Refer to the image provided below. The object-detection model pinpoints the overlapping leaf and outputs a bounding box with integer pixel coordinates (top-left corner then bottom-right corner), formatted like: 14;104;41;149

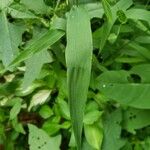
96;64;150;109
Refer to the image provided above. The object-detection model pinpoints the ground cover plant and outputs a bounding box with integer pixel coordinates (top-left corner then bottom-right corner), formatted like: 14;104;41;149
0;0;150;149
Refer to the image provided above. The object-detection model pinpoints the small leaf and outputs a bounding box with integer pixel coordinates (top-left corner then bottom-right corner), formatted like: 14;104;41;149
12;118;25;134
39;105;53;119
116;10;127;24
83;110;102;125
84;124;103;150
57;98;70;120
28;90;51;111
10;98;22;120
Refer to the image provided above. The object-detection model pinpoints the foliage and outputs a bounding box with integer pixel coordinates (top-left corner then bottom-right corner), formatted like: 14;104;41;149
0;0;150;150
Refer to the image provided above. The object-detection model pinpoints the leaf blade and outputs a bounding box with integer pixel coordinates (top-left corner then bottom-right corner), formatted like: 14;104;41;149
66;6;93;149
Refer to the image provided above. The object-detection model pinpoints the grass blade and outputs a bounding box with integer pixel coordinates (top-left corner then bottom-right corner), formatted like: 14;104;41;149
66;6;93;149
9;29;64;67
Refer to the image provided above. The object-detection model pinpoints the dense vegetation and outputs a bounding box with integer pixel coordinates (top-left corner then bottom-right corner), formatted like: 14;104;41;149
0;0;150;149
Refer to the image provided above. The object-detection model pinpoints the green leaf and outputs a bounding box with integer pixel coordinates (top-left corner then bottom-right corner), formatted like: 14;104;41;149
57;98;70;120
66;6;93;149
82;138;95;150
51;17;66;31
21;0;50;14
83;2;104;19
28;124;61;150
99;0;133;50
28;89;51;111
97;65;150;108
39;105;53;119
102;109;125;150
10;98;22;120
84;124;103;150
8;4;37;19
12;118;25;134
126;9;150;23
10;29;64;68
22;50;53;89
123;108;150;134
102;0;112;22
128;42;150;61
83;110;102;125
0;0;12;10
0;11;24;67
116;10;127;24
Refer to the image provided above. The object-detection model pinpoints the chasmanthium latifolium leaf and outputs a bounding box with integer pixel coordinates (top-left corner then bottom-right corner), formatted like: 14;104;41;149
66;6;93;149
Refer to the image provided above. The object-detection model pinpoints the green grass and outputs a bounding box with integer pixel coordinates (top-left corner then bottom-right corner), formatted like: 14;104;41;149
0;0;150;149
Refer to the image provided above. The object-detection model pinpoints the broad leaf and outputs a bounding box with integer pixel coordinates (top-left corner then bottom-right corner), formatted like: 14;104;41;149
28;124;61;150
0;11;24;67
22;50;53;89
102;109;125;150
97;64;150;108
66;6;93;149
123;108;150;134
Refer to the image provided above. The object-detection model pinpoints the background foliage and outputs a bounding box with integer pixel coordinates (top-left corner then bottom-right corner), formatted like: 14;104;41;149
0;0;150;149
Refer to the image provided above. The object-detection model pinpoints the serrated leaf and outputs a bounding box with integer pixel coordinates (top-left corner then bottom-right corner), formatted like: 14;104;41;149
28;90;51;111
28;124;61;150
66;6;93;149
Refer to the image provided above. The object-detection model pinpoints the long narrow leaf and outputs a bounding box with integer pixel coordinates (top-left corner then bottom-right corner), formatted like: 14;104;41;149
10;29;64;67
66;6;93;149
